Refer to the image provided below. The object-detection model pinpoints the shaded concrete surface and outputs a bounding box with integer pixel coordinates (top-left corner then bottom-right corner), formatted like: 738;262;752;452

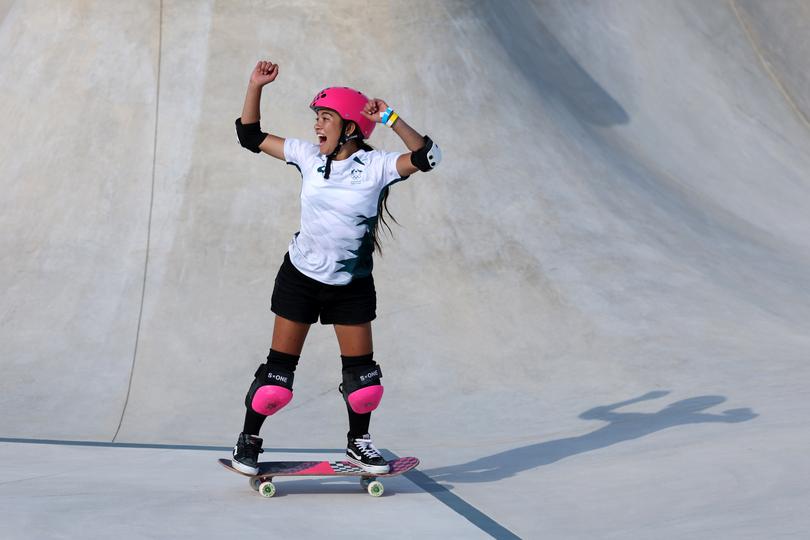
2;1;810;538
0;443;487;540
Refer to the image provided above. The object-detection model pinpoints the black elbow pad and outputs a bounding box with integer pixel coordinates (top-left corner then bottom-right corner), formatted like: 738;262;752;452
410;135;442;172
235;117;268;153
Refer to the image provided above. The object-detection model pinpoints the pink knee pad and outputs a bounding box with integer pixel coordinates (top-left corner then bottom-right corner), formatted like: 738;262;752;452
251;386;293;416
347;385;384;414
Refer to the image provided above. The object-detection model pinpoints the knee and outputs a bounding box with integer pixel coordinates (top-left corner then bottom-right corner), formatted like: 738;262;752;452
340;353;384;414
245;349;299;416
246;364;294;416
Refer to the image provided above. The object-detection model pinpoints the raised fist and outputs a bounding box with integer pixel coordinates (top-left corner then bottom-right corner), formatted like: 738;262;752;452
361;98;390;123
250;60;279;87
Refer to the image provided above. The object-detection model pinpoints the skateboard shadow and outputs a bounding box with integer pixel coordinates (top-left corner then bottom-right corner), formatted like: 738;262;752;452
424;391;757;485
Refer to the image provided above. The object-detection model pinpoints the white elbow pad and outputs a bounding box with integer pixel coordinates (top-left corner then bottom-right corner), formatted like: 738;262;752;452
411;135;442;172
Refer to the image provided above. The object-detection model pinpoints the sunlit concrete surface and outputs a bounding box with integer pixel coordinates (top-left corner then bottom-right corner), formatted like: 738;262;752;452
2;1;810;538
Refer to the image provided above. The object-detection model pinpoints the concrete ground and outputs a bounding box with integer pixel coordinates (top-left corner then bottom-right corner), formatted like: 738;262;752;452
2;1;809;538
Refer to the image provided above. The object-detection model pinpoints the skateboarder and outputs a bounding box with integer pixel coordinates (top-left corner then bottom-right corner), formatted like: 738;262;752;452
231;60;442;475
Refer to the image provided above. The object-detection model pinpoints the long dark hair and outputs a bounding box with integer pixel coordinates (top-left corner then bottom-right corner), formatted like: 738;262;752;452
351;126;399;254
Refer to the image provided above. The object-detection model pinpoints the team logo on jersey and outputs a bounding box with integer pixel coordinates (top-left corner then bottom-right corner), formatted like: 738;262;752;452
314;157;364;182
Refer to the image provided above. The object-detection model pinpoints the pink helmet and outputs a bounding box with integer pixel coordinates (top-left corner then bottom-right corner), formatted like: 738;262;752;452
310;86;376;139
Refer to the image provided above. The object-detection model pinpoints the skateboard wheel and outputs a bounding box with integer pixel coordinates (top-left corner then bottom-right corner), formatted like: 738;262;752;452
259;481;276;498
366;480;384;497
249;477;261;491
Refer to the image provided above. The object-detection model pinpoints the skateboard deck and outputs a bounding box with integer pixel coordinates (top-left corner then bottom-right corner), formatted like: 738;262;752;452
218;456;419;497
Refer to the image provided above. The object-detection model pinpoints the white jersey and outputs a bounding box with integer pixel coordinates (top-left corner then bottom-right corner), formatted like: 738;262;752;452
284;138;408;285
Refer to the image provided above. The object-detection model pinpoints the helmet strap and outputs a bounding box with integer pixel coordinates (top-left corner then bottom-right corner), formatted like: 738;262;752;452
323;120;360;179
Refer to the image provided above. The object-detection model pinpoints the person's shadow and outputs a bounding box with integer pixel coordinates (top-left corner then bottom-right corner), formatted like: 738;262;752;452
425;391;757;484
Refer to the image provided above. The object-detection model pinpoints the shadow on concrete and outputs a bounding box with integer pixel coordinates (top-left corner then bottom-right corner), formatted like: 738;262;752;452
477;1;629;126
425;391;757;484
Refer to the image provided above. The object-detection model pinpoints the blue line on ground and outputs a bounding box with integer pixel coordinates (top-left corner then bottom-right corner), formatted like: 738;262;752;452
382;450;521;540
0;437;341;453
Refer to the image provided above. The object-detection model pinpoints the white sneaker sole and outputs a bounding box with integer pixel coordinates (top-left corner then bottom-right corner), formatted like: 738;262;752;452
231;458;259;475
347;456;390;474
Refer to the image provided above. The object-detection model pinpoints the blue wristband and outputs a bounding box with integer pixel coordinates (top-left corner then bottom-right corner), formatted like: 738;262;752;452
380;107;393;125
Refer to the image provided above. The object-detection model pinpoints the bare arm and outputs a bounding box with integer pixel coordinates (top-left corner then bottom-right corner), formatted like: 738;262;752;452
391;117;424;177
390;116;425;152
362;99;428;177
239;61;285;160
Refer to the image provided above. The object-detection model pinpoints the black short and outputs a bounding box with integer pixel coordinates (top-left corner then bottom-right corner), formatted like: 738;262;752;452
270;253;377;325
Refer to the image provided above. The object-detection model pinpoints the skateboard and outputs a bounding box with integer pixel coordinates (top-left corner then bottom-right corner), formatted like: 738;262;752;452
218;456;420;498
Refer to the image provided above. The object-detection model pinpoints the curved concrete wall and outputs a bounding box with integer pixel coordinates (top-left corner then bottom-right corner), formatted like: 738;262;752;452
2;3;809;519
0;2;158;439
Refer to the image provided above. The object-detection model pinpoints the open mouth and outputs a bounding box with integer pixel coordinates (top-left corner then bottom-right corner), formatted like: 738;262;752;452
317;134;327;145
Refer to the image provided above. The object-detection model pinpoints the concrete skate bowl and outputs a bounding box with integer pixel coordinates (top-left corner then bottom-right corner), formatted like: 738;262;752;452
2;1;810;538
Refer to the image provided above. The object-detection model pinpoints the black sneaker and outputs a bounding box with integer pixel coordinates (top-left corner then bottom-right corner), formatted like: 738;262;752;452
346;433;390;474
232;432;264;474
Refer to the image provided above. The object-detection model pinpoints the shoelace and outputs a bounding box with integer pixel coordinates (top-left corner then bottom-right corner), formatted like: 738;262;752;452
251;444;264;454
353;437;382;459
244;438;264;455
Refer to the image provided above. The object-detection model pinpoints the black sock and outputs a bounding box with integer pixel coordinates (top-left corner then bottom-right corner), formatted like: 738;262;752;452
346;405;371;439
242;408;266;436
341;353;375;439
242;348;300;436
